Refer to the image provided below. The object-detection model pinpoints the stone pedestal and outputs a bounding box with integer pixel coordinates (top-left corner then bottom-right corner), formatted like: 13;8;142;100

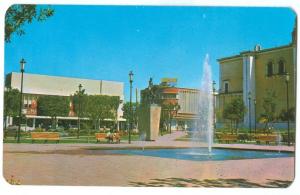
138;104;161;141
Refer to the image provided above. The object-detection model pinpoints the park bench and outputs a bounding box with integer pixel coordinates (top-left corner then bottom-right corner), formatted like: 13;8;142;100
95;133;121;143
31;132;60;143
218;134;238;144
95;133;108;143
254;134;278;145
106;133;121;143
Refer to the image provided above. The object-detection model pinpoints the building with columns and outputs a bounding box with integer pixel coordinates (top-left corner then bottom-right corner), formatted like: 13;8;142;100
216;21;297;129
5;72;125;130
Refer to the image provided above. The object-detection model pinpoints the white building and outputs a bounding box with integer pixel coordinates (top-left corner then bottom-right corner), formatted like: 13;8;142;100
5;72;125;130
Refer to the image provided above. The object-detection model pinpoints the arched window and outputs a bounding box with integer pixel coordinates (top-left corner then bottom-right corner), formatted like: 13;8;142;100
266;62;273;77
278;60;285;75
224;81;229;93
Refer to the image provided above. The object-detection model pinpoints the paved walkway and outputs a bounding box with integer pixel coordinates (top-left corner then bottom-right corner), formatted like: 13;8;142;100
3;131;295;186
155;131;186;142
3;131;294;153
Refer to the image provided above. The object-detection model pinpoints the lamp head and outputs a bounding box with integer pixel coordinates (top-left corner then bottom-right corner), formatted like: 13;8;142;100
285;72;290;82
20;58;26;71
129;71;134;82
212;80;216;91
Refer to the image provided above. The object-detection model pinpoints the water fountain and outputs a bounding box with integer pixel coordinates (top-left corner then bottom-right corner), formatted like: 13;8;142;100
139;132;147;151
276;132;282;153
191;54;214;154
99;54;294;162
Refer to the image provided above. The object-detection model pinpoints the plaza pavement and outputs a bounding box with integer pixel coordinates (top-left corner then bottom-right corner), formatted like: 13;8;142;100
3;131;295;187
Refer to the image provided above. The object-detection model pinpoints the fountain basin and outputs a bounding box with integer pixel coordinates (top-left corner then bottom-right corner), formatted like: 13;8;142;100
107;148;294;161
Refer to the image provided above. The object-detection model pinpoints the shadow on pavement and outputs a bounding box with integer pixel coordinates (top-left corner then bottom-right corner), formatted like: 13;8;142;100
130;178;292;187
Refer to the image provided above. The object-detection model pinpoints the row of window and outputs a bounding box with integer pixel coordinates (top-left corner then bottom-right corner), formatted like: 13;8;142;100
222;60;287;93
266;60;286;77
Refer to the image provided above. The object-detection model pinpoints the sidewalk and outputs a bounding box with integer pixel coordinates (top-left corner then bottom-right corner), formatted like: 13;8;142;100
3;131;295;153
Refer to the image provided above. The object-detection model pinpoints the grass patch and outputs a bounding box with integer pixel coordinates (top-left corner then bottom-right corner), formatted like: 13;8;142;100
3;134;141;144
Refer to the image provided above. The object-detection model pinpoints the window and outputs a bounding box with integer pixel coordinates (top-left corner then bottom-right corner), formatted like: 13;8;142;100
278;60;285;75
224;82;229;93
266;62;273;77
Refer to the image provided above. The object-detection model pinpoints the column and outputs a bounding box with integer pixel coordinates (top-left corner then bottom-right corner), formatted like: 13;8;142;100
243;55;256;128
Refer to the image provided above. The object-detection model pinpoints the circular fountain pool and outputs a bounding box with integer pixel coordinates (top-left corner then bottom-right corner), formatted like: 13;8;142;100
107;148;294;161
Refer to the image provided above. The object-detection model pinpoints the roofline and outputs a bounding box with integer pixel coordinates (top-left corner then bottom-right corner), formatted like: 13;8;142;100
8;72;124;85
218;44;293;62
177;87;200;92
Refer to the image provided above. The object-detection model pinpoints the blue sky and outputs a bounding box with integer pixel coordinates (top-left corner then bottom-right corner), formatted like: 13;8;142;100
4;6;296;101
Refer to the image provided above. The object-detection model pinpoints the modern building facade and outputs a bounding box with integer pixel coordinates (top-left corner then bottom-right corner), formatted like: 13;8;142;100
141;78;201;131
5;72;125;130
164;87;201;130
216;21;297;129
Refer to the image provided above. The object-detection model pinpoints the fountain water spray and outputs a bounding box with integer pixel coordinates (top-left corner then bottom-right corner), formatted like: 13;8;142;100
192;54;214;154
139;132;146;151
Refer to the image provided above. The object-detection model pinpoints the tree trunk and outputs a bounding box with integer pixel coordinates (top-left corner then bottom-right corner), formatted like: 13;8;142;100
55;116;57;129
94;119;97;130
264;121;268;134
51;116;55;130
169;111;171;134
4;115;7;139
235;120;239;135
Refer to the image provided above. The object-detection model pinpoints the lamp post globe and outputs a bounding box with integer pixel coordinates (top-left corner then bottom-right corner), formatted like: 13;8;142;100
20;58;26;72
79;83;82;92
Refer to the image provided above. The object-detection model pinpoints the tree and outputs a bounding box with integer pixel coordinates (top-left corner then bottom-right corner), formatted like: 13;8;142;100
37;95;70;129
223;97;246;133
5;5;54;42
4;87;21;119
161;102;180;134
122;102;138;130
260;90;277;130
3;88;21;137
72;89;88;138
94;95;120;131
279;107;295;122
73;94;120;131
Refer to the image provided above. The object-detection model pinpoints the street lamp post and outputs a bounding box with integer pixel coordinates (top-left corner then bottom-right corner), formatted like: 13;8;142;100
77;84;82;139
212;80;216;129
129;71;134;144
254;99;257;134
17;58;26;143
248;91;252;135
285;73;290;146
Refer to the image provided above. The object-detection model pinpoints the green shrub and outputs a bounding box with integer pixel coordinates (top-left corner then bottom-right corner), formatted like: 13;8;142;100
33;128;45;132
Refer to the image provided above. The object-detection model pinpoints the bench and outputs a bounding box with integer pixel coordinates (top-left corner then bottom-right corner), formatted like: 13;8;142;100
218;134;238;143
31;132;60;143
254;134;278;145
106;133;121;143
95;133;121;143
95;133;108;143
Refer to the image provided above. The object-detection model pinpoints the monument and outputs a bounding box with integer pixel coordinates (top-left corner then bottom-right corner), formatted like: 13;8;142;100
138;78;161;141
